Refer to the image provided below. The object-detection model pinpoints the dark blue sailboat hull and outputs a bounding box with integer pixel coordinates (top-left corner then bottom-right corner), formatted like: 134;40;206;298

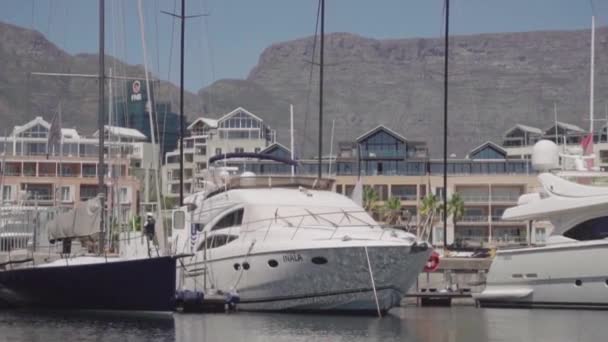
0;256;176;311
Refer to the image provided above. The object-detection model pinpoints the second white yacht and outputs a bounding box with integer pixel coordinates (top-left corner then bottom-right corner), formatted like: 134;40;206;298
475;140;608;309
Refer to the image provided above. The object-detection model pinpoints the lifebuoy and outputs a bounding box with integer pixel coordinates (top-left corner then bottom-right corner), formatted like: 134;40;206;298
423;251;440;272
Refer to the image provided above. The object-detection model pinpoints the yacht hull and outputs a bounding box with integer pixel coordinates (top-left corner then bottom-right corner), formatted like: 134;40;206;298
476;241;608;309
0;256;177;311
182;245;431;314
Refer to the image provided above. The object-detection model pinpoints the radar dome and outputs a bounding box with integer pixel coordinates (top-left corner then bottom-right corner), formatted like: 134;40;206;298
532;140;559;171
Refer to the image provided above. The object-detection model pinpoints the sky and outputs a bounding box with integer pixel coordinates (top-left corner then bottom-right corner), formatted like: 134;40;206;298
0;0;607;92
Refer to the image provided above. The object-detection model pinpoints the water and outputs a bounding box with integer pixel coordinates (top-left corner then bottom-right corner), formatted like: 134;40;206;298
1;307;607;342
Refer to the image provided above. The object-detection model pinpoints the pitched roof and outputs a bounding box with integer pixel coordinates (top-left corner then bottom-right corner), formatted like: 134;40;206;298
11;116;50;137
60;128;80;140
187;117;218;130
93;125;147;140
504;124;543;136
467;141;507;159
260;142;291;154
545;121;586;134
218;107;264;123
355;125;407;143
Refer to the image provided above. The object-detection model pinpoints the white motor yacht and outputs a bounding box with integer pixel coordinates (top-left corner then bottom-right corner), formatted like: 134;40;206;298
170;165;432;315
475;140;608;309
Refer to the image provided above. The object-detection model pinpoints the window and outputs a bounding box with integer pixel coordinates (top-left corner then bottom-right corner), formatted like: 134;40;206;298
197;234;238;250
564;216;608;241
254;147;261;154
173;211;185;230
60;186;71;202
345;185;355;197
535;228;546;244
211;208;244;231
373;185;388;201
2;185;11;201
215;148;222;156
391;185;417;200
435;187;445;199
234;147;245;153
119;188;129;203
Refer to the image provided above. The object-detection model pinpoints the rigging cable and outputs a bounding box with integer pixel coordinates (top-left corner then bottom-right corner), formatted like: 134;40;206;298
136;0;167;254
300;0;322;158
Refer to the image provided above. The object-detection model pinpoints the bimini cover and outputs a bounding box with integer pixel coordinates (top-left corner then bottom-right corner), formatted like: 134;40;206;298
47;197;102;242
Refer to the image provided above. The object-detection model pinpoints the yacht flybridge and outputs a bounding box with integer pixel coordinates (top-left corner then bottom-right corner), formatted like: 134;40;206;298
170;156;432;315
475;140;608;309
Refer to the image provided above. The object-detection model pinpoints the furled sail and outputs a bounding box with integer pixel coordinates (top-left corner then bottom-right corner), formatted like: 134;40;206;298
47;197;102;242
351;178;363;207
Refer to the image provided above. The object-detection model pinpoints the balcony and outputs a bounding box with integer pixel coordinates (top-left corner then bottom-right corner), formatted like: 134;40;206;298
491;237;527;246
491;215;510;222
461;215;488;223
453;235;489;247
3;170;21;176
461;195;490;203
360;150;403;159
491;194;520;202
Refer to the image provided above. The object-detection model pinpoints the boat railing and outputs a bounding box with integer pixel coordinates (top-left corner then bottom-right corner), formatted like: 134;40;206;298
206;176;335;198
188;206;420;246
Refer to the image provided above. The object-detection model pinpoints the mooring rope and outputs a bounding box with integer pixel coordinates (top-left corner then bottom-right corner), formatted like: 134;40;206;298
364;245;382;318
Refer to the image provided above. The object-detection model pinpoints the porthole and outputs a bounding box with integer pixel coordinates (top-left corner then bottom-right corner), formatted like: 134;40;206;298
268;259;278;268
233;263;240;271
575;279;582;287
311;256;328;265
243;262;250;270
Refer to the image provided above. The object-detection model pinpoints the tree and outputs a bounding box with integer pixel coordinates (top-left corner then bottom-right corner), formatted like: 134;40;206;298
363;186;378;213
383;196;402;226
447;193;465;250
419;193;441;240
448;193;465;230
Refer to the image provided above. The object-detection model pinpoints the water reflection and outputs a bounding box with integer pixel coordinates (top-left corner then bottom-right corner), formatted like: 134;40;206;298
0;309;174;342
1;307;608;342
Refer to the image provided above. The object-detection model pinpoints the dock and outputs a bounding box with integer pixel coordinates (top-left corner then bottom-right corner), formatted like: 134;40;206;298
407;257;490;307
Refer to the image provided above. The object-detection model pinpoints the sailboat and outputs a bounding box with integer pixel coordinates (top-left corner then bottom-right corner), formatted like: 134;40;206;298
0;0;177;312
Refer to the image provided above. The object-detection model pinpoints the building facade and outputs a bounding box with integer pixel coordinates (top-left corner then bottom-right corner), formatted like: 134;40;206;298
112;79;181;157
162;107;276;198
0;117;155;224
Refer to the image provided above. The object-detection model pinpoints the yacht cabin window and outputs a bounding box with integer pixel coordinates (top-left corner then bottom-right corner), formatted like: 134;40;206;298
197;234;238;251
563;216;608;241
211;208;244;231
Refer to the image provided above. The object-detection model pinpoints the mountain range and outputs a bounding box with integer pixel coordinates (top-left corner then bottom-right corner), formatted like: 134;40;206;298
1;21;607;157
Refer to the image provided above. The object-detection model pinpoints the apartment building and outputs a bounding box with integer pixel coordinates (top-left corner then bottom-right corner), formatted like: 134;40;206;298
332;126;542;248
162;107;276;198
0;117;155;223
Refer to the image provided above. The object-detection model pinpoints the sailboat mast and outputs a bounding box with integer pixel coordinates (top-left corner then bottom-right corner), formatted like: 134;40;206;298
179;0;186;206
317;0;325;180
98;0;106;253
442;0;449;249
590;15;595;135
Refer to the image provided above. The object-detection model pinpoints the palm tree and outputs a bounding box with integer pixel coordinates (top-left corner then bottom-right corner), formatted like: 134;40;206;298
448;193;465;249
448;193;465;229
363;186;378;214
383;196;402;226
419;193;441;240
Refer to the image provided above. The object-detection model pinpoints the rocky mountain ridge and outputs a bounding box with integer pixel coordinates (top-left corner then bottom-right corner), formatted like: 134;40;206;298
1;20;607;157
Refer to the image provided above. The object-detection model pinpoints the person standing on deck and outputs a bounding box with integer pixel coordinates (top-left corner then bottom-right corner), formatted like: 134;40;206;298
144;213;158;257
